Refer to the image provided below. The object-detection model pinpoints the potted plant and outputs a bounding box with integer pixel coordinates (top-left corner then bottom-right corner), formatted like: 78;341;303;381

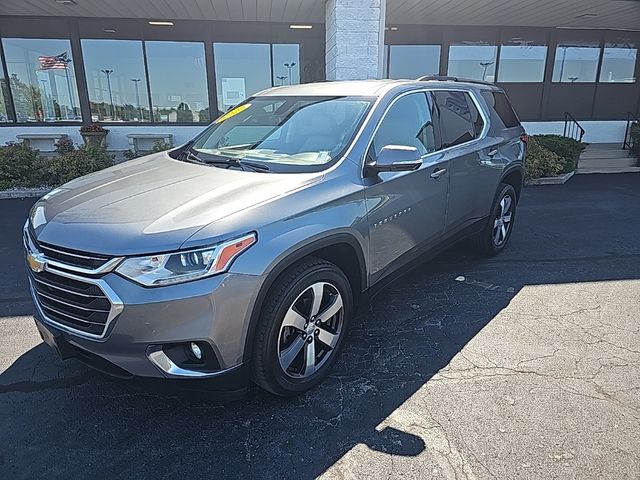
80;123;109;147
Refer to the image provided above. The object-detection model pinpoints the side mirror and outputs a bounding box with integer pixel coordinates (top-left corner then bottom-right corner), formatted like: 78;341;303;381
366;145;422;175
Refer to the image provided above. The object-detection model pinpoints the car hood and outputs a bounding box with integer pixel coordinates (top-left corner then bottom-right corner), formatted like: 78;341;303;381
30;153;322;255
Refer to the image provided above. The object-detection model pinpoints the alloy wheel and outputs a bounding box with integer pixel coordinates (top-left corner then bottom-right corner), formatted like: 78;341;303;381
277;281;344;379
493;194;513;246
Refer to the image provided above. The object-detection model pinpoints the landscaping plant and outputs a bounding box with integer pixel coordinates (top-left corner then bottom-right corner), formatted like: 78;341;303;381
47;143;115;186
532;134;586;174
524;137;563;182
0;142;47;190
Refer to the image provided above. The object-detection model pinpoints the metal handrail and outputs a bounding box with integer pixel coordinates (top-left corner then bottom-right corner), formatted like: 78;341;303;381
563;112;585;142
623;111;639;151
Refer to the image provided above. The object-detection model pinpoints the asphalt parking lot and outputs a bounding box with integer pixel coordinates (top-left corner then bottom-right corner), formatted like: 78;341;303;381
1;173;639;479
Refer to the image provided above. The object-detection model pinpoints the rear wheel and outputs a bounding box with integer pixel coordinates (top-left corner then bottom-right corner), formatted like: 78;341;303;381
251;257;353;396
471;183;517;256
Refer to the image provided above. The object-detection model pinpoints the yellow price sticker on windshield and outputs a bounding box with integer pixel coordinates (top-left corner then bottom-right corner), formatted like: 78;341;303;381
214;103;251;124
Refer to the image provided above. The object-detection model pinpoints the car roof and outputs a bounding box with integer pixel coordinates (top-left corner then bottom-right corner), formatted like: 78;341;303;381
256;79;499;98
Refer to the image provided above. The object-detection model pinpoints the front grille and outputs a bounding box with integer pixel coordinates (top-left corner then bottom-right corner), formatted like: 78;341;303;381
30;269;115;336
25;229;112;271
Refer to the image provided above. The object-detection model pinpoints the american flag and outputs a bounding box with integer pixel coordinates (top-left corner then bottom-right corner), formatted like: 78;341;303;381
38;52;70;70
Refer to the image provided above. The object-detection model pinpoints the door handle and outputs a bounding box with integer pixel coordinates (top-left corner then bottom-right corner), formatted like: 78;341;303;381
430;167;447;179
487;149;499;157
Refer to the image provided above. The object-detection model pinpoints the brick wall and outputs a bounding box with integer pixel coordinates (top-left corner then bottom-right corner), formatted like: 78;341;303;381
325;0;385;80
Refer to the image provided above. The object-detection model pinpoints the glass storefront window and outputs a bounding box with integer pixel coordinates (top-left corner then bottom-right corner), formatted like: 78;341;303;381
146;41;209;123
0;73;10;122
498;45;547;82
599;47;637;83
448;44;498;82
214;43;272;115
2;38;80;122
388;45;440;79
552;45;600;83
81;39;150;122
272;44;300;86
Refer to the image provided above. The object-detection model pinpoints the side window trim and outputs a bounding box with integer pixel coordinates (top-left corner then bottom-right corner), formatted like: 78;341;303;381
362;87;490;176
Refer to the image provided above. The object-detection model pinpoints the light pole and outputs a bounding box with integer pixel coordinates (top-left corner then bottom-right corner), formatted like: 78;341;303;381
480;61;495;81
101;69;115;120
276;75;287;86
131;78;142;120
559;46;568;82
40;79;49;119
284;62;296;85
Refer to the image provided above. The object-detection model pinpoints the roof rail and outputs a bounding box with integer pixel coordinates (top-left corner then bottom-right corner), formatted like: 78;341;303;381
416;75;496;87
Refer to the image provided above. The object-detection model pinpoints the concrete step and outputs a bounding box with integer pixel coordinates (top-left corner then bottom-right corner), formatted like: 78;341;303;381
576;166;640;175
580;144;629;160
578;156;638;168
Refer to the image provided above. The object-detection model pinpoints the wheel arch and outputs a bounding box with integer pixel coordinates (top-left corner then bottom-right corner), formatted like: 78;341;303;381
242;233;367;363
500;165;524;203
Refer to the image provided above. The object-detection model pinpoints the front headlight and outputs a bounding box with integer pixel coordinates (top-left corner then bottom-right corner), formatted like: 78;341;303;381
116;233;256;287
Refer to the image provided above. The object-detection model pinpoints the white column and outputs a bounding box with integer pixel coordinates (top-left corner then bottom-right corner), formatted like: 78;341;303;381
325;0;386;81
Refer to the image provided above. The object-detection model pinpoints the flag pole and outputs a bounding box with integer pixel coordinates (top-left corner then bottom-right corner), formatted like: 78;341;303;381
63;52;76;120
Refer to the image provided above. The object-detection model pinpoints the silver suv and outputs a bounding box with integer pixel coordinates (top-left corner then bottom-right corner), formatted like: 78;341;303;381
25;78;526;396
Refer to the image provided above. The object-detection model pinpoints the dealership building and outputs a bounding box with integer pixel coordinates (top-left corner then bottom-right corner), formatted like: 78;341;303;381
0;0;638;151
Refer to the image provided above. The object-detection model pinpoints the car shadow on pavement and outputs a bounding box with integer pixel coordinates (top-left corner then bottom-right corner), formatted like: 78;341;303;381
1;174;640;478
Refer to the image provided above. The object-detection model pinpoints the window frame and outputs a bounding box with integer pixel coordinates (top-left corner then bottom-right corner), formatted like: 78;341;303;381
362;87;490;176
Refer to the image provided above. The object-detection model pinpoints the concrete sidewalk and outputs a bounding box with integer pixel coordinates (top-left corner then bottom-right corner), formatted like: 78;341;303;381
1;173;639;479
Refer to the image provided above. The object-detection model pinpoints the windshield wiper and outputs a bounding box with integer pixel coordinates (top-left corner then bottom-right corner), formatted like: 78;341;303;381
186;148;270;172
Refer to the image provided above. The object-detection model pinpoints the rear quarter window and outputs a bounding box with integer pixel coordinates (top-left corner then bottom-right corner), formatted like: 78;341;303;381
481;91;520;129
432;90;484;148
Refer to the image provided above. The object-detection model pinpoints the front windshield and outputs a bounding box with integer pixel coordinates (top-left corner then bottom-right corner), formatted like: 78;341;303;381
191;96;373;169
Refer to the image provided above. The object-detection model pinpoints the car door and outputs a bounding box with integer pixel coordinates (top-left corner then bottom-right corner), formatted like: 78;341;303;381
432;90;495;233
364;91;449;285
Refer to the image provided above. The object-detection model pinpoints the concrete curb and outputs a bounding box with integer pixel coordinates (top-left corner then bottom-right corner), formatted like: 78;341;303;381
0;188;51;200
526;171;575;186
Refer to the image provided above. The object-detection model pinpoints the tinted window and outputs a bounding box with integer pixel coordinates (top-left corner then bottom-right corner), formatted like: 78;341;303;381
81;39;150;122
3;38;81;122
600;46;637;83
388;45;440;79
272;44;300;86
372;92;436;157
213;43;272;114
481;91;520;129
552;45;600;83
448;45;498;81
0;72;10;122
146;41;210;124
433;91;483;147
498;45;547;82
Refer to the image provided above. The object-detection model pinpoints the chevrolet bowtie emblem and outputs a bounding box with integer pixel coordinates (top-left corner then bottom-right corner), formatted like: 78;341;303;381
27;252;46;273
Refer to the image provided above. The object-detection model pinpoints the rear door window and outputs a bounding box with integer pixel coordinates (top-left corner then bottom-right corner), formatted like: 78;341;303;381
481;91;520;129
433;91;484;148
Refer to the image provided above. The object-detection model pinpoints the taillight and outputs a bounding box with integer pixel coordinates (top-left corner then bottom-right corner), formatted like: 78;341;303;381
520;133;529;144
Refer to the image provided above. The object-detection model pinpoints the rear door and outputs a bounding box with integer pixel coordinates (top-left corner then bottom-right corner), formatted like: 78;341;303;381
432;89;497;233
365;91;449;285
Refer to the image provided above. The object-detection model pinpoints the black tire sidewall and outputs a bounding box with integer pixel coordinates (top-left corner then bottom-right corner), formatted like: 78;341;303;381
486;183;517;254
259;262;353;396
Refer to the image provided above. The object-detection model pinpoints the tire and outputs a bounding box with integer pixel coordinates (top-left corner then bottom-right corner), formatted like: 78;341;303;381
470;183;517;256
251;257;353;396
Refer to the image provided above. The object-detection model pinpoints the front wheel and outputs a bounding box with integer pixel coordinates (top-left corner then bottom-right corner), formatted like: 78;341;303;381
251;257;353;396
471;183;517;256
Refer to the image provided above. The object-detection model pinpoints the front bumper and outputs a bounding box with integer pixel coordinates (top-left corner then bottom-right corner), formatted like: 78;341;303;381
31;268;261;383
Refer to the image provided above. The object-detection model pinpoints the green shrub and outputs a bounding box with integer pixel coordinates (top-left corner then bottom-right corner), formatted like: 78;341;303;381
533;134;586;173
54;137;75;154
525;138;564;182
0;142;47;189
123;140;173;161
46;144;115;186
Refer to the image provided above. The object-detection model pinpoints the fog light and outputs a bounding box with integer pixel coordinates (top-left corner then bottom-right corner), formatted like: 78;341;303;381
190;342;202;360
